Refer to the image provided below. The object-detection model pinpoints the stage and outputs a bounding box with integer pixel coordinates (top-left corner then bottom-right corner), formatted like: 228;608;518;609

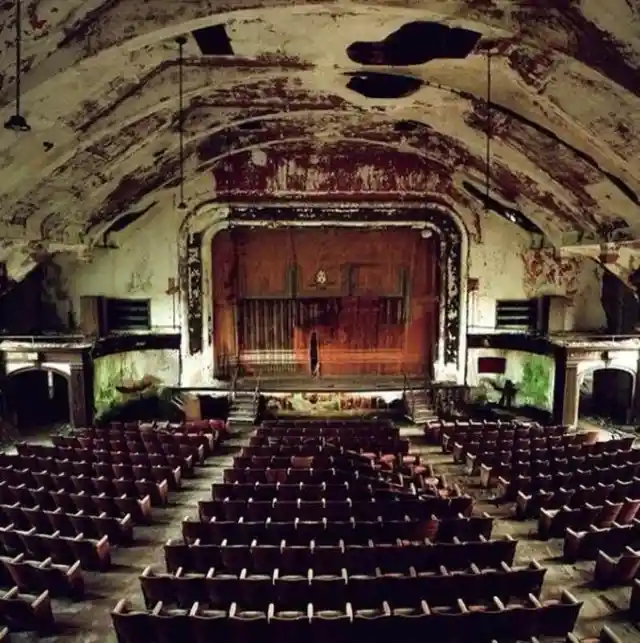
236;375;426;394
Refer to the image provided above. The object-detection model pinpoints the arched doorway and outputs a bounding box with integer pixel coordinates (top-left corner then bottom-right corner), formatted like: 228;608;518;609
5;368;71;430
579;367;635;425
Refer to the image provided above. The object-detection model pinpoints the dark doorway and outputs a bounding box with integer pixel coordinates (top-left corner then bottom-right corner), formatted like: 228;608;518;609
579;368;634;425
6;369;70;429
309;331;319;376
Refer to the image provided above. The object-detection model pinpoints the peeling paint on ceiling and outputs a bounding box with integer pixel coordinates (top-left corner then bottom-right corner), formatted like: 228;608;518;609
0;0;638;281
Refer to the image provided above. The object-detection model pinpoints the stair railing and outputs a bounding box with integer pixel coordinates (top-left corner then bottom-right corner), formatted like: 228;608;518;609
252;375;261;420
402;371;416;421
229;364;239;403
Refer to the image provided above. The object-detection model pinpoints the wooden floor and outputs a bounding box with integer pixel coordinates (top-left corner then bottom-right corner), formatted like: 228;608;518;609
6;424;640;642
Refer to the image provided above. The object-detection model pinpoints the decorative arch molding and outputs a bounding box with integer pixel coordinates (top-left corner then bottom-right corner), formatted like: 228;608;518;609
177;200;469;385
577;359;638;385
5;362;72;379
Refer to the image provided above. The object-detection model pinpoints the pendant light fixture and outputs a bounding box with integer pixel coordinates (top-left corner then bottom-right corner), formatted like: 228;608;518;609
4;0;31;131
484;50;493;208
176;35;187;210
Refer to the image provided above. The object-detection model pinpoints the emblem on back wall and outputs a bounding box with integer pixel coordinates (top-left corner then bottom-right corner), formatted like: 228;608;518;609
314;269;327;286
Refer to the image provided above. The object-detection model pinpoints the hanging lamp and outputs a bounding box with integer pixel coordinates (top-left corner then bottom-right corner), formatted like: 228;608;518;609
484;50;492;208
4;0;30;131
176;35;187;209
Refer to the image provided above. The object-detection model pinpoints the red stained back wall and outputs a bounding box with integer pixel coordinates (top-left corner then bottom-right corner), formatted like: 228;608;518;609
212;227;439;376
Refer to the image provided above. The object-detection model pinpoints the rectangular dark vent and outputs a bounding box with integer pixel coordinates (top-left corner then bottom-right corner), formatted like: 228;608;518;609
105;298;151;332
192;24;234;56
495;299;537;330
477;356;506;374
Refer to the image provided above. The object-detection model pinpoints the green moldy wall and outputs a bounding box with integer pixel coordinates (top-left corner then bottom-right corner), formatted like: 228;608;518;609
467;349;556;411
93;349;179;417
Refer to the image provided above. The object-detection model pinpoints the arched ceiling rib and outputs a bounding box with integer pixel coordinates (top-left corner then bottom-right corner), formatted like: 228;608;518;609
0;0;639;281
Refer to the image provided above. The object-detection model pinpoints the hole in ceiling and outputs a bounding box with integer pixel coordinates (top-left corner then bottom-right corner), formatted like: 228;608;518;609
237;120;266;131
394;120;423;133
347;21;482;66
463;181;543;235
346;72;423;99
192;24;234;56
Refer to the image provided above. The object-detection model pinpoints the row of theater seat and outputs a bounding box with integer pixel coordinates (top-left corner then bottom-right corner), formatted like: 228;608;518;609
139;561;545;610
0;502;134;545
0;482;152;524
497;463;640;501
188;514;493;545
112;593;582;643
163;535;518;575
201;496;473;521
538;499;640;539
210;479;447;501
483;452;640;490
0;523;110;570
5;454;184;490
0;553;84;599
516;477;640;519
0;467;169;507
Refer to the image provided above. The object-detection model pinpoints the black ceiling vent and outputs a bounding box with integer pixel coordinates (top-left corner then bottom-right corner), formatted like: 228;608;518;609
192;24;234;55
346;72;423;99
347;21;482;66
463;181;543;234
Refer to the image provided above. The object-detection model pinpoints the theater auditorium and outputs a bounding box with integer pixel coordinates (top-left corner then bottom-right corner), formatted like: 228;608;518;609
0;1;639;641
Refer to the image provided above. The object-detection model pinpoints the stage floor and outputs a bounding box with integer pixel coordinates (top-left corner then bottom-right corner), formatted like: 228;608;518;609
237;375;425;393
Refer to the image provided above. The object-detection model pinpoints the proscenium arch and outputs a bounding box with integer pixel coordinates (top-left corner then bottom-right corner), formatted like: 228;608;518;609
76;106;575;244
177;197;469;385
6;365;71;381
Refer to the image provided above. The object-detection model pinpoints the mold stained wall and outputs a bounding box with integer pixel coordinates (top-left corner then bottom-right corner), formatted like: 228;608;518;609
50;199;606;387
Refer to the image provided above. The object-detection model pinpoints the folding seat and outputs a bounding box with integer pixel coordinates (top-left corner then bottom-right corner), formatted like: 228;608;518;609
268;603;312;640
594;546;640;587
51;490;77;513
273;569;310;610
171;568;206;608
111;599;152;643
33;557;84;599
280;543;313;574
252;542;284;574
71;462;93;477
20;529;52;561
228;602;269;643
22;507;51;534
134;480;169;507
46;532;76;565
8;484;32;507
0;587;54;635
308;604;353;643
203;568;239;609
389;601;429;641
343;542;375;574
309;569;348;610
617;498;640;524
192;541;223;574
247;499;273;522
596;500;624;528
69;491;98;515
164;540;192;573
72;475;99;495
70;534;111;571
534;590;583;637
2;504;27;531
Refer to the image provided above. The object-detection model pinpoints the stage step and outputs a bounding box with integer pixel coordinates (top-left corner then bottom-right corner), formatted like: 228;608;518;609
228;390;257;428
408;389;437;424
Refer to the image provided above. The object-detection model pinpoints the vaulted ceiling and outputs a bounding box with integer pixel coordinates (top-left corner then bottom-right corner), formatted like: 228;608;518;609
0;1;639;283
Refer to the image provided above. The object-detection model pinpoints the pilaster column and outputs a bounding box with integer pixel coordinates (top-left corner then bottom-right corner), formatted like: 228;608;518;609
68;363;89;427
562;363;580;428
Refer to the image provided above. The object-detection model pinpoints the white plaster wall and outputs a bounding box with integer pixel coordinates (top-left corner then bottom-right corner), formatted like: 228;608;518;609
50;199;607;387
467;214;605;333
54;205;184;331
